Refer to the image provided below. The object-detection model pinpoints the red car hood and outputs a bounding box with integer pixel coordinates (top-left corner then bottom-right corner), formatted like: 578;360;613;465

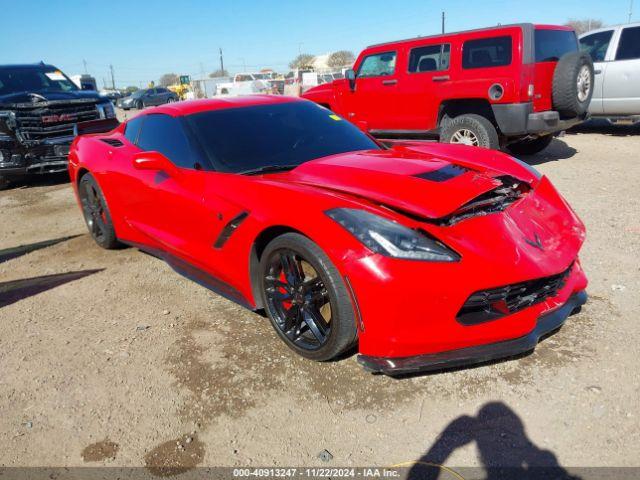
275;148;520;219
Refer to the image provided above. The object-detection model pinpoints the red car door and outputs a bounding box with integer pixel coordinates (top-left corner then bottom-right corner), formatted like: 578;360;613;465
341;49;402;132
124;113;215;268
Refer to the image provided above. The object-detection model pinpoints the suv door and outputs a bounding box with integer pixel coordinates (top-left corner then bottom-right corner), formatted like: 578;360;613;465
342;50;401;131
579;29;616;114
602;26;640;115
401;41;451;130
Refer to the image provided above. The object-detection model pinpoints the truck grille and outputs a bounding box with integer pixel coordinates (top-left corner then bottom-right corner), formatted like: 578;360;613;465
14;102;100;141
457;263;573;325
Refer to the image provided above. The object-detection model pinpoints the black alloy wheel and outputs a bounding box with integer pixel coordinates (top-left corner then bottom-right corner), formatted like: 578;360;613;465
265;248;331;350
79;174;119;249
259;233;357;361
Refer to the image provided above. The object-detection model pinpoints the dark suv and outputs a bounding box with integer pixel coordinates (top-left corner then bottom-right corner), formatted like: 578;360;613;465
0;63;116;188
303;24;594;154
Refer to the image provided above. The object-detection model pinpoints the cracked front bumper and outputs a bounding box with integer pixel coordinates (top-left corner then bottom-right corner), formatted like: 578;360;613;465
357;291;587;376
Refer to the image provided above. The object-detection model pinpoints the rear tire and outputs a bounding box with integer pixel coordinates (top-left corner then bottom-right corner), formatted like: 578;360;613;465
552;52;594;119
507;135;553;156
78;173;120;249
440;114;500;150
0;175;10;190
259;233;358;361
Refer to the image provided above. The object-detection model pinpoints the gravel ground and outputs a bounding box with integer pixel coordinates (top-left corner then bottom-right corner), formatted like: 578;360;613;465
0;118;639;476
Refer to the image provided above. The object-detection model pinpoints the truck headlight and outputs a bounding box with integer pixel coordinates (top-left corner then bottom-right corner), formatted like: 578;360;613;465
97;102;116;119
326;208;460;262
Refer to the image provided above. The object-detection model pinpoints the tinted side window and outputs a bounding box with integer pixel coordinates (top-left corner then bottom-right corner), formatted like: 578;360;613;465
535;29;578;62
616;26;640;60
408;44;451;72
357;52;397;77
137;114;196;168
579;30;614;62
124;116;144;144
463;36;512;69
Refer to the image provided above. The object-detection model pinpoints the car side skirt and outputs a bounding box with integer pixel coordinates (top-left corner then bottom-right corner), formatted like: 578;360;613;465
121;240;254;310
357;290;587;376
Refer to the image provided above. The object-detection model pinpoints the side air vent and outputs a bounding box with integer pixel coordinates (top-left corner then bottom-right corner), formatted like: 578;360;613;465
415;164;469;182
100;138;124;147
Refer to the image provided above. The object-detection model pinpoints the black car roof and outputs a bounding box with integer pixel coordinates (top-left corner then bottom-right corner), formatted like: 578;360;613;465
0;63;57;70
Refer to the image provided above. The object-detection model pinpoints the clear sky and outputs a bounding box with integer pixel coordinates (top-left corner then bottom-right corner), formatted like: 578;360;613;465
1;0;636;89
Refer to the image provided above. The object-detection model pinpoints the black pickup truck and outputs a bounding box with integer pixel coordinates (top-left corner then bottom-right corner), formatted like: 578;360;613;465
0;63;117;189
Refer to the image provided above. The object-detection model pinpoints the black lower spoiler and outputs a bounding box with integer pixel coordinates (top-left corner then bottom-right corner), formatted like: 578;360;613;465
74;118;120;137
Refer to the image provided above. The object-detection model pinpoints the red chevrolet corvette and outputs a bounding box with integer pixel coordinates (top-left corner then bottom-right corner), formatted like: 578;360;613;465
69;96;587;375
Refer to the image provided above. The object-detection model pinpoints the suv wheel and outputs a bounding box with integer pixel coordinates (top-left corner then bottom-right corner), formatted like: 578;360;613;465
552;52;594;119
440;114;500;150
0;175;10;191
507;135;553;156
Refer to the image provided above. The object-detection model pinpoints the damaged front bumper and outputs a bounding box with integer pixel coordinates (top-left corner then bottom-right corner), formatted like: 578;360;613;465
358;291;587;376
0;135;73;176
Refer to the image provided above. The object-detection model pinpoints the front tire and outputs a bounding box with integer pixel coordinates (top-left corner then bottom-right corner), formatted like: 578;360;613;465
78;173;120;249
135;100;144;110
259;233;357;361
507;135;553;155
0;175;11;191
440;114;500;150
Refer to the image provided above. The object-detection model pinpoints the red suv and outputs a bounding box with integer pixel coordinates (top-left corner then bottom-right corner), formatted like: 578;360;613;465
302;24;594;154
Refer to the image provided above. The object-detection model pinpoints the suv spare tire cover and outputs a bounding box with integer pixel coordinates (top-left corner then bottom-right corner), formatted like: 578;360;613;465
552;51;594;119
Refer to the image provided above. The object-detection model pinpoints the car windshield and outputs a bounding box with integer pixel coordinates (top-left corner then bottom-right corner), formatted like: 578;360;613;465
185;101;380;173
131;90;146;97
0;66;78;95
535;29;578;62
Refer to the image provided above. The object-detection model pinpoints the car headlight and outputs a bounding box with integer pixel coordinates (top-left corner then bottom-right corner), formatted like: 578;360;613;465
97;102;116;119
326;208;460;262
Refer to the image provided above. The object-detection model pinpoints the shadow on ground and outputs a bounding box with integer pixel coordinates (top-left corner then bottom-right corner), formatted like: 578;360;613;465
569;118;640;137
0;235;81;263
520;138;578;166
407;402;580;480
0;269;104;309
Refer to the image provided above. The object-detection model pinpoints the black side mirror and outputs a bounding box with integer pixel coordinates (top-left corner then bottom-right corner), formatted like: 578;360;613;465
345;69;356;91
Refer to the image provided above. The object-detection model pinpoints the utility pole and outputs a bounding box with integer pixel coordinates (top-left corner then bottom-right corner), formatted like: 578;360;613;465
630;0;634;23
109;64;115;90
219;48;224;73
442;11;445;34
83;59;88;74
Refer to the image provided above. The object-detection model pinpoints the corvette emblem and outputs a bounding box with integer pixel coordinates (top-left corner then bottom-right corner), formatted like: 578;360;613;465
525;232;544;250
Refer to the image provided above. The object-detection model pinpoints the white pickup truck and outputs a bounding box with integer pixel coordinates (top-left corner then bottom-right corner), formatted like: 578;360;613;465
216;73;273;96
580;22;640;123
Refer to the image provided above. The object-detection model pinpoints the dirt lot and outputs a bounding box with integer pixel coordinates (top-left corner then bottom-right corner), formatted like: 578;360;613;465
1;121;639;476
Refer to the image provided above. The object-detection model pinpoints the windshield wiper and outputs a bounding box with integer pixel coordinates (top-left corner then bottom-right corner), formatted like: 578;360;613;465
238;164;299;175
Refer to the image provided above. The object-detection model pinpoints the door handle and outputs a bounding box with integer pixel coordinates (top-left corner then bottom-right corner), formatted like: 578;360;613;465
594;69;602;75
432;75;450;82
382;79;398;86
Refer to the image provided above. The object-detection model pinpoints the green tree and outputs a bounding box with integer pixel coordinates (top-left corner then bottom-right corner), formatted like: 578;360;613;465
328;50;355;69
289;54;315;70
125;86;139;94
